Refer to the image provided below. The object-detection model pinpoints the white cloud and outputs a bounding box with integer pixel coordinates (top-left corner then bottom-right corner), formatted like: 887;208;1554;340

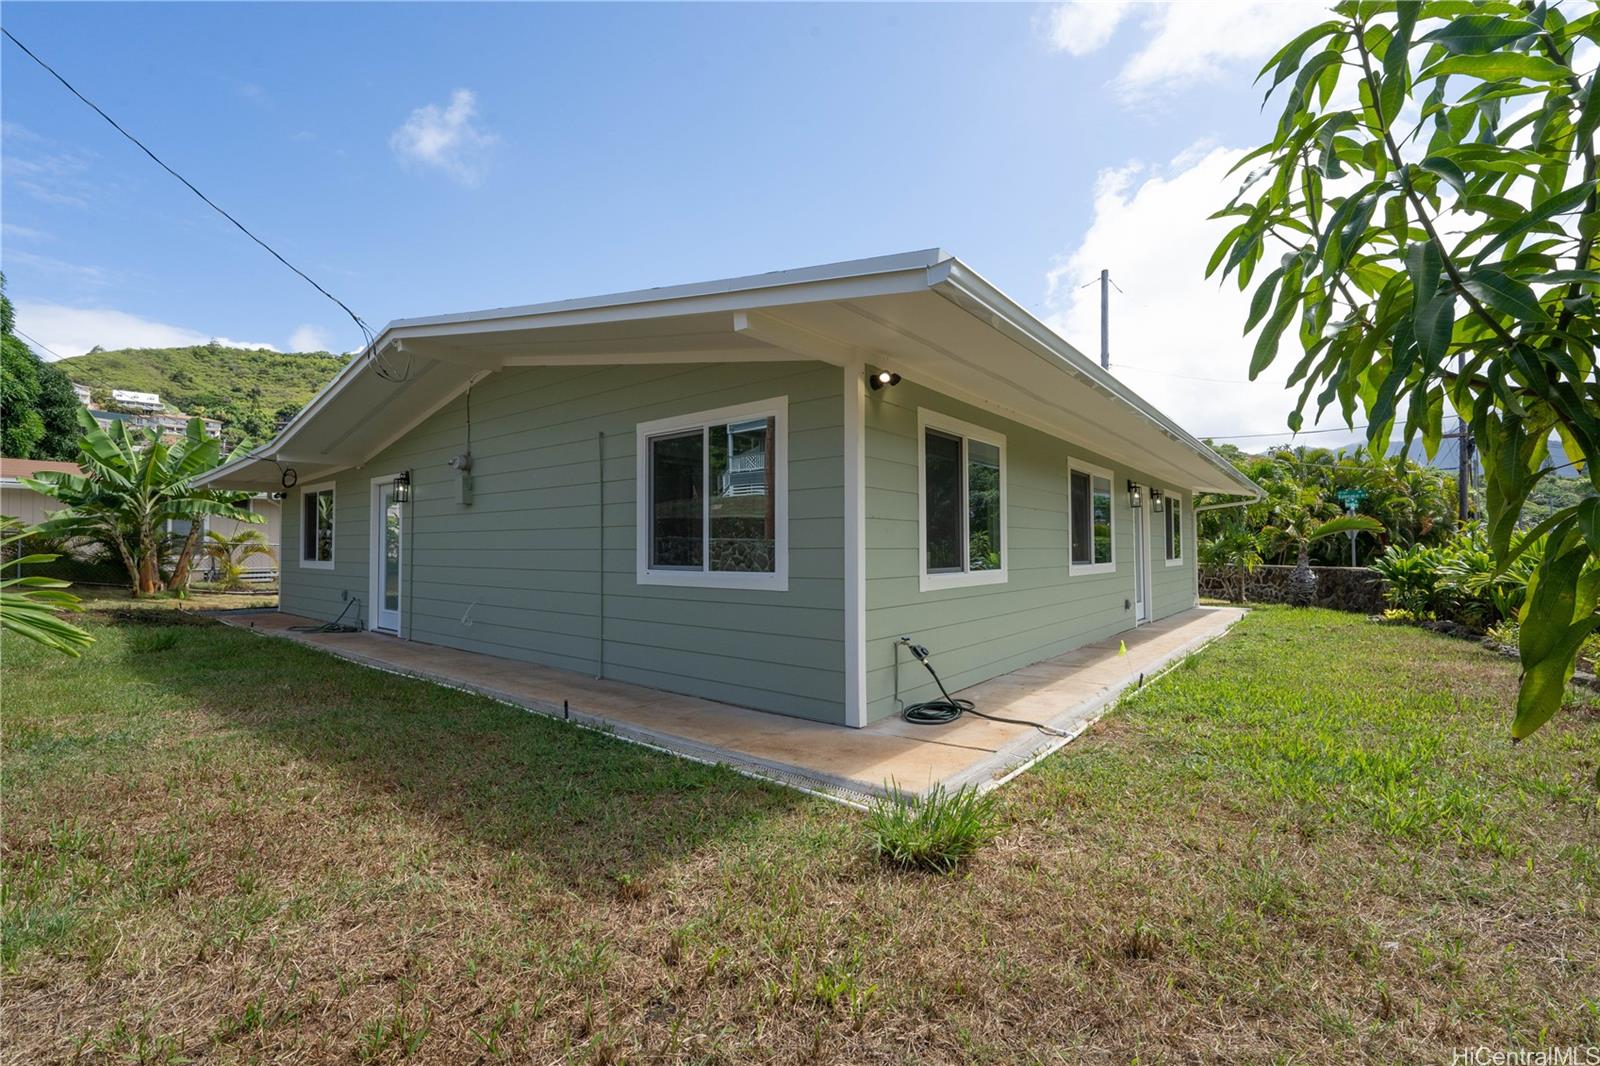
1042;143;1365;450
2;223;51;242
289;324;333;352
1043;0;1326;101
389;89;496;186
1043;0;1132;56
13;302;277;361
3;249;110;285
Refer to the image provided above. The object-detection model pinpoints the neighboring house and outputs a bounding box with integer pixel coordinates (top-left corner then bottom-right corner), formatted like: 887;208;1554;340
110;389;163;413
0;458;81;526
90;408;224;443
200;250;1260;727
166;495;283;582
71;382;93;405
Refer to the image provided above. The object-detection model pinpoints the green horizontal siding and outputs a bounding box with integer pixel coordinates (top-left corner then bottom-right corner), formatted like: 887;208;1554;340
280;360;846;722
863;381;1198;723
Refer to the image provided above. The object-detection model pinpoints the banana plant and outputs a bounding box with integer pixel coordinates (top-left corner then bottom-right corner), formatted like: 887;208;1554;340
23;408;259;597
1212;1;1599;738
0;518;92;656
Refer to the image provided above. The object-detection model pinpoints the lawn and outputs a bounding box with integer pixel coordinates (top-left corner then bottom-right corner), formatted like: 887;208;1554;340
3;606;1597;1063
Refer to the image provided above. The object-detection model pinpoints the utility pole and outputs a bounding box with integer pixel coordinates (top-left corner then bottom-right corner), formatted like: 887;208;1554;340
1099;268;1111;369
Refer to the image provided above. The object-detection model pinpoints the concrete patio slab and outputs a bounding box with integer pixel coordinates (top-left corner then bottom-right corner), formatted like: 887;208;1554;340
214;606;1245;804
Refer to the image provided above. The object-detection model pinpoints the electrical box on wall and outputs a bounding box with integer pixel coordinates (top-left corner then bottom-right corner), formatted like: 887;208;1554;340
449;453;474;506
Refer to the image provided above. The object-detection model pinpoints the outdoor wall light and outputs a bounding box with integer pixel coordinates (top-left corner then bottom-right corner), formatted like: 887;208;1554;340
868;369;902;391
1150;488;1165;512
1127;480;1142;509
393;470;412;503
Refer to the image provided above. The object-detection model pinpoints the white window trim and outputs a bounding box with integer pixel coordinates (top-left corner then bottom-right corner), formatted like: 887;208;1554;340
1068;458;1116;576
1164;492;1186;567
634;396;789;591
916;408;1008;593
299;480;336;570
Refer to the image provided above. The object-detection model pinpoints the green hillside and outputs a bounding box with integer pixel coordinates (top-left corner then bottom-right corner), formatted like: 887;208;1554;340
56;343;347;445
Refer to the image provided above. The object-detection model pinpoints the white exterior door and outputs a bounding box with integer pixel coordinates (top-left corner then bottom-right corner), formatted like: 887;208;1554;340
1133;496;1151;624
371;478;403;634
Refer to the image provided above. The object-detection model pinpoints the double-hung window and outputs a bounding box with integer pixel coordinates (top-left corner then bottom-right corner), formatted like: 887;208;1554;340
1164;494;1184;564
300;483;335;568
635;397;788;590
1068;461;1115;575
918;410;1006;591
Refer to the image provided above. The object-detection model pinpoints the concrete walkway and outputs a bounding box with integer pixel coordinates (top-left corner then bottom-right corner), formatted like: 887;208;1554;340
216;606;1244;804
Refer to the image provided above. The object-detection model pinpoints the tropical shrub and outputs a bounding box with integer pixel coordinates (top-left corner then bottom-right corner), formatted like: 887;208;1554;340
202;528;276;590
1374;524;1550;633
1199;526;1264;604
1372;543;1442;617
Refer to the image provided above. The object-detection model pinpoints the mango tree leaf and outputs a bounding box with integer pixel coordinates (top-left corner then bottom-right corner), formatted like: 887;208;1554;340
1418;15;1540;55
1415;291;1457;366
1422;52;1571;84
1462;266;1547;322
1419;155;1469;197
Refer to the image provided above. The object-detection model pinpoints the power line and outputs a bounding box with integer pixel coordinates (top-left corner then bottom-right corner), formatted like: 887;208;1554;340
12;328;67;362
1203;423;1371;440
0;28;382;369
12;328;117;392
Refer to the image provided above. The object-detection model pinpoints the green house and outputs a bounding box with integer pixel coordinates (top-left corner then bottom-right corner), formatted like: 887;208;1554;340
201;251;1259;727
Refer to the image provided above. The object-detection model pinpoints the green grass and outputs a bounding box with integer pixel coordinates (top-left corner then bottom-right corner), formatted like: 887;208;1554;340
3;606;1596;1062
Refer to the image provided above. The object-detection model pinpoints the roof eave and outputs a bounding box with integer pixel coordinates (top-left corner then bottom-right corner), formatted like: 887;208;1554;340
928;259;1262;499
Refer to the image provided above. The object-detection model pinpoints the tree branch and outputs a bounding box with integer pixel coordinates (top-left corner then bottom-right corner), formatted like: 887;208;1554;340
1350;19;1523;354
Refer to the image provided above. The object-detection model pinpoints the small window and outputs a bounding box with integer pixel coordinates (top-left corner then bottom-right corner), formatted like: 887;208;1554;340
1069;462;1115;575
1164;495;1184;564
918;410;1006;591
300;484;335;568
635;398;788;590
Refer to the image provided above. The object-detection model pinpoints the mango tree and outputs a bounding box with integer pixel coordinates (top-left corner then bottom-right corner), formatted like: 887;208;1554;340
1212;0;1598;738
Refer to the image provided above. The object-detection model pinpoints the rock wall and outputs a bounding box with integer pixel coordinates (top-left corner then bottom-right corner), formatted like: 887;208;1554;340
1200;565;1386;613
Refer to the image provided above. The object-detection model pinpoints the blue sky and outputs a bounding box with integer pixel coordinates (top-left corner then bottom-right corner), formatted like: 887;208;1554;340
2;1;1335;440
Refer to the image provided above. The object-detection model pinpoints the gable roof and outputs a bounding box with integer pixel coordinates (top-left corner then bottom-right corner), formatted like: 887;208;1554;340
199;250;1260;498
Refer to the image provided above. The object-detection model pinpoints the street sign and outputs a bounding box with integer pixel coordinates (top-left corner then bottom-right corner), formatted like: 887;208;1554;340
1336;488;1368;509
1336;489;1369;565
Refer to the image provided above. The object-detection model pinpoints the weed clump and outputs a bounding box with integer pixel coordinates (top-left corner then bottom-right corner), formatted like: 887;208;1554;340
864;784;999;873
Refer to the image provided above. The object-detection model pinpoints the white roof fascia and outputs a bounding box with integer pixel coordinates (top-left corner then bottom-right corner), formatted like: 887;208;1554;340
384;248;948;334
202;251;949;488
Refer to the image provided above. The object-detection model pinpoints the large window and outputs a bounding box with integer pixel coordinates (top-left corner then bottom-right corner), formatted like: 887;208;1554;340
635;398;788;590
918;410;1006;591
1164;494;1184;564
300;483;335;568
1069;462;1114;575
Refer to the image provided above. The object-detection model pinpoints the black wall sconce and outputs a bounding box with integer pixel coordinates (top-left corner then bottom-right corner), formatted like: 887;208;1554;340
1127;480;1142;509
393;470;412;503
868;369;901;391
1150;488;1165;512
